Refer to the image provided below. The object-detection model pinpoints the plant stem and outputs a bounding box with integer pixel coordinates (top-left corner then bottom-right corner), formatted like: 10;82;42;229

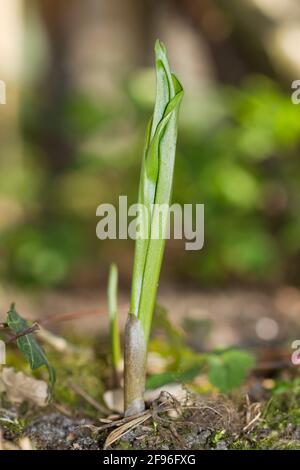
107;264;121;378
124;314;146;416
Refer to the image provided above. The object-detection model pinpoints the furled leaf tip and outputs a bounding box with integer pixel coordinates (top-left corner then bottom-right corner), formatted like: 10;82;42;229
154;39;166;57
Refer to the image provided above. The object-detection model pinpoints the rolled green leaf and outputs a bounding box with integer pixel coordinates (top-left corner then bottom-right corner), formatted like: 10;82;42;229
125;40;183;416
130;40;183;343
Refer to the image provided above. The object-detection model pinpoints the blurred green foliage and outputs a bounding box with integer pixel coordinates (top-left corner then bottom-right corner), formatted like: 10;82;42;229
147;306;254;393
207;349;254;393
1;72;300;287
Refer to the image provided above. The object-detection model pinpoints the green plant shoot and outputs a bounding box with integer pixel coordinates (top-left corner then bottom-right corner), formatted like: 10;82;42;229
107;263;121;376
124;40;183;416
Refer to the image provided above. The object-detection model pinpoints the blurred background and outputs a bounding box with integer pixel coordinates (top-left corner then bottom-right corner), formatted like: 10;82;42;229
1;0;300;345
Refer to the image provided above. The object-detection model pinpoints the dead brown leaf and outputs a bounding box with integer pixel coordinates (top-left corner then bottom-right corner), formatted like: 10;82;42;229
0;367;48;407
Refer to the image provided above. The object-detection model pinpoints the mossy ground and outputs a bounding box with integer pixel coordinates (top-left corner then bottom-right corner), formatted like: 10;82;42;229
1;336;300;450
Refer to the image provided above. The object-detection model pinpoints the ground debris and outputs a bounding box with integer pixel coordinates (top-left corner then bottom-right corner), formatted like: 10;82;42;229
24;413;100;450
0;368;48;407
94;391;241;450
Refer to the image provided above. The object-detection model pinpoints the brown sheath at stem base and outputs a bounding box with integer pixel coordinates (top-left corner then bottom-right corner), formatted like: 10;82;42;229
124;313;147;417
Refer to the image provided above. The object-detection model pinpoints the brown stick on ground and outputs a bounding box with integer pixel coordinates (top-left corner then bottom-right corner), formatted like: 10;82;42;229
6;323;40;344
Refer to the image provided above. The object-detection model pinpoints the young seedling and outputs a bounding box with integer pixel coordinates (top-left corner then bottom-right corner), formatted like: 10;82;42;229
107;263;122;382
0;304;55;389
124;40;183;416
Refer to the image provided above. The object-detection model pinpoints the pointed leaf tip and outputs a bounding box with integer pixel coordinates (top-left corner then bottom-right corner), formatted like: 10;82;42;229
155;39;166;57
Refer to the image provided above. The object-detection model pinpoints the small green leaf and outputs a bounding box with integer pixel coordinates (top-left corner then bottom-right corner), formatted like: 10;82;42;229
7;304;56;388
208;349;254;393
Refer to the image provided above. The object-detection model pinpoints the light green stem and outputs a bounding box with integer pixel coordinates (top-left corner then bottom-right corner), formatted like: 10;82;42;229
107;264;121;374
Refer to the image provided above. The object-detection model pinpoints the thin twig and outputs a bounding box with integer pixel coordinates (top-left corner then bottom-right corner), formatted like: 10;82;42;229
254;360;292;371
68;381;109;415
243;411;262;432
40;309;101;326
83;410;150;434
6;322;40;344
182;405;223;418
104;413;151;449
